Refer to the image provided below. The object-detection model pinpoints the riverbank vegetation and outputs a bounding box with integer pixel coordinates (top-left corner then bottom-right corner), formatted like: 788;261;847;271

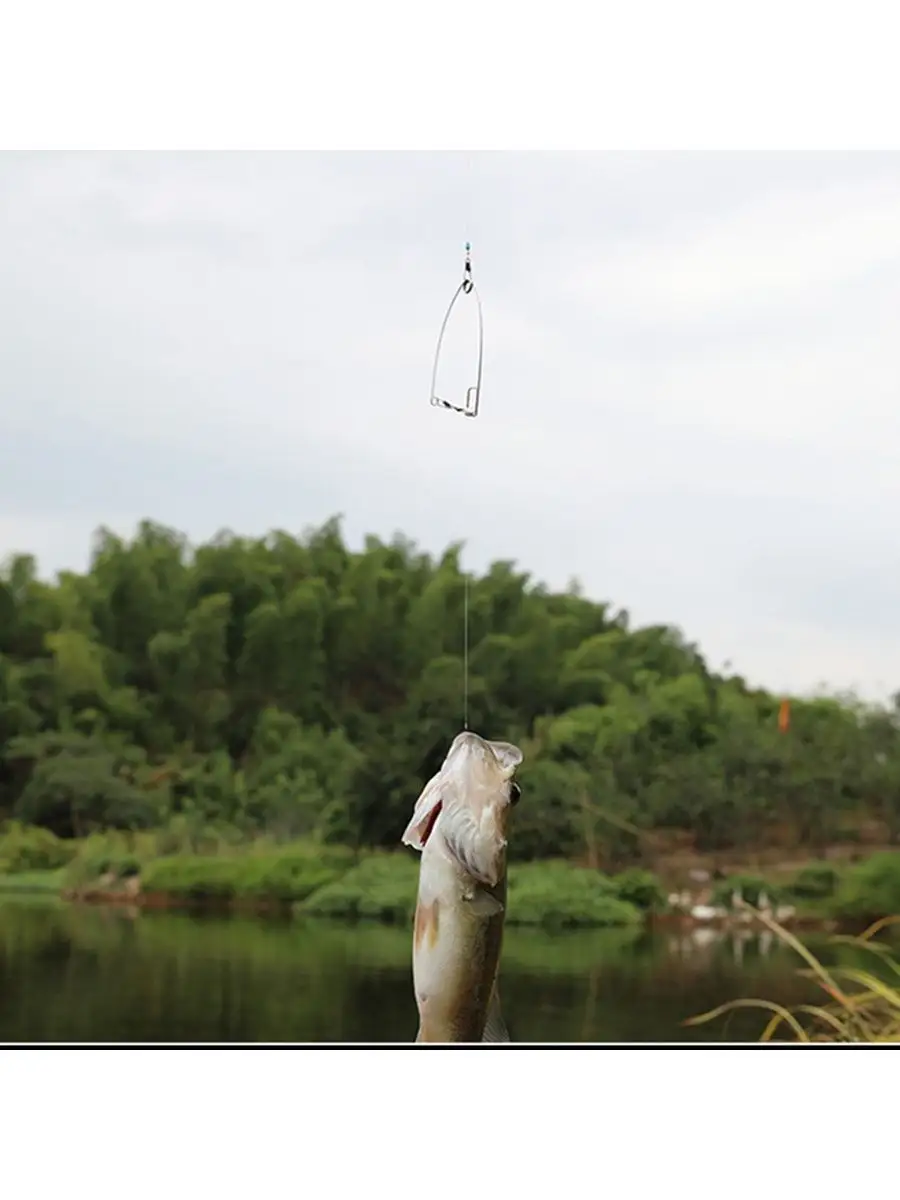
0;821;656;926
3;819;900;930
3;518;900;912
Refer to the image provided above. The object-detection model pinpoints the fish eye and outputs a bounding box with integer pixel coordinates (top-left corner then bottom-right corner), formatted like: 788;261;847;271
509;781;522;807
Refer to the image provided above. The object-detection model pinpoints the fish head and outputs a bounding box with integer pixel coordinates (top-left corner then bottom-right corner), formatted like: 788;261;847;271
443;730;522;786
402;731;523;887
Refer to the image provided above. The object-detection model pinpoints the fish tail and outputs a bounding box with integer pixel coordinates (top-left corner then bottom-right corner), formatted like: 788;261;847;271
482;985;510;1043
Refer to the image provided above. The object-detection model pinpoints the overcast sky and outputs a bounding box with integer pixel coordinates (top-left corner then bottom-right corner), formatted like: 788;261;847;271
2;151;900;700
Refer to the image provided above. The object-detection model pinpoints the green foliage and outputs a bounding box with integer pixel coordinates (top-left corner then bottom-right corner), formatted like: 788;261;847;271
507;861;643;928
787;864;840;900
299;854;420;923
140;844;354;905
0;821;75;873
3;518;900;865
298;856;645;929
612;868;666;911
830;854;900;923
62;837;145;888
0;869;65;893
140;855;240;901
6;731;160;836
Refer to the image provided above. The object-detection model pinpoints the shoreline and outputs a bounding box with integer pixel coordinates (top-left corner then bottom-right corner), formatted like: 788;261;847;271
1;833;892;933
0;884;846;936
0;872;840;934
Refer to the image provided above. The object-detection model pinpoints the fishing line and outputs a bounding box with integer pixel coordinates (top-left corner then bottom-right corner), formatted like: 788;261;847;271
462;151;476;731
465;568;472;729
428;151;481;731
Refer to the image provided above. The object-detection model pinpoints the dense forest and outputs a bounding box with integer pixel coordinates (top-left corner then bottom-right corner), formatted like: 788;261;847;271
2;518;900;865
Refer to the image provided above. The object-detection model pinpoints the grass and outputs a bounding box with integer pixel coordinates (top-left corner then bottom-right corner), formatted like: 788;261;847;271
138;843;357;906
0;869;66;894
685;904;900;1042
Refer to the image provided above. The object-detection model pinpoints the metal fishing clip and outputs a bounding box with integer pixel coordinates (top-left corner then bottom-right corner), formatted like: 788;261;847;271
430;242;483;418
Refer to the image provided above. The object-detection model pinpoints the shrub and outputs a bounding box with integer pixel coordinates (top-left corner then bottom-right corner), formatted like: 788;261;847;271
299;854;419;923
611;867;666;911
61;830;149;887
507;861;642;929
831;853;900;924
0;822;75;873
231;850;349;903
787;864;839;900
301;857;645;930
140;845;353;905
117;855;141;878
140;855;242;901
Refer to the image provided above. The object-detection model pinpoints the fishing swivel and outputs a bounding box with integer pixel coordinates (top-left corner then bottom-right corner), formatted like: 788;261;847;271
430;242;483;418
461;243;474;294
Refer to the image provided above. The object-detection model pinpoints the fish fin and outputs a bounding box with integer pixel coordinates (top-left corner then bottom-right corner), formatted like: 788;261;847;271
440;786;505;887
487;740;523;777
482;987;510;1043
466;890;504;919
401;772;445;851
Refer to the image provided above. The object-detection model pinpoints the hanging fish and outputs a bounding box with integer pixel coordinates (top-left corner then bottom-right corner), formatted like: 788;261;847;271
402;730;523;1043
430;242;483;418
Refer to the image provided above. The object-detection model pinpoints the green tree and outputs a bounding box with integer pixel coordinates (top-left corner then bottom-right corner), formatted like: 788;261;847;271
0;517;896;861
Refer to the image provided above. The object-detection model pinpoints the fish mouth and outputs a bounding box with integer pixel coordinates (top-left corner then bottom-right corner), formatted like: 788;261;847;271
419;800;443;846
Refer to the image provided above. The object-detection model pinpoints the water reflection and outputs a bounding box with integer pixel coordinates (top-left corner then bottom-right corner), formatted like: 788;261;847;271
0;899;859;1043
666;926;778;967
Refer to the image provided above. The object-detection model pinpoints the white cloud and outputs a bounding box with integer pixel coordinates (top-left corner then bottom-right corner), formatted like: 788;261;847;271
566;176;900;326
3;152;900;701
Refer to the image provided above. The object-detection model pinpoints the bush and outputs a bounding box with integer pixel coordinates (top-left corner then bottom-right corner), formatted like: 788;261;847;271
140;855;238;900
507;861;642;929
611;867;666;911
116;855;141;878
90;853;141;879
787;864;839;900
300;857;645;930
232;848;352;903
152;817;247;858
61;831;149;887
831;853;900;923
140;844;354;905
0;822;75;873
299;854;420;923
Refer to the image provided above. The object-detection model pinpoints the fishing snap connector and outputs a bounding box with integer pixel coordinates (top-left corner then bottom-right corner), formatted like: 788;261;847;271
430;243;483;418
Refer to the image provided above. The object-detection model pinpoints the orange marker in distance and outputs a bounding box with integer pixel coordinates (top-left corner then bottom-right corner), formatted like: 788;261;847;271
778;699;791;734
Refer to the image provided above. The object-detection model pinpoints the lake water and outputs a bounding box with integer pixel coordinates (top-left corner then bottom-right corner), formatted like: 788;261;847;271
0;897;849;1043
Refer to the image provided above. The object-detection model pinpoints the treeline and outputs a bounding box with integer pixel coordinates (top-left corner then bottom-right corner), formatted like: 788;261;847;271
2;518;900;864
